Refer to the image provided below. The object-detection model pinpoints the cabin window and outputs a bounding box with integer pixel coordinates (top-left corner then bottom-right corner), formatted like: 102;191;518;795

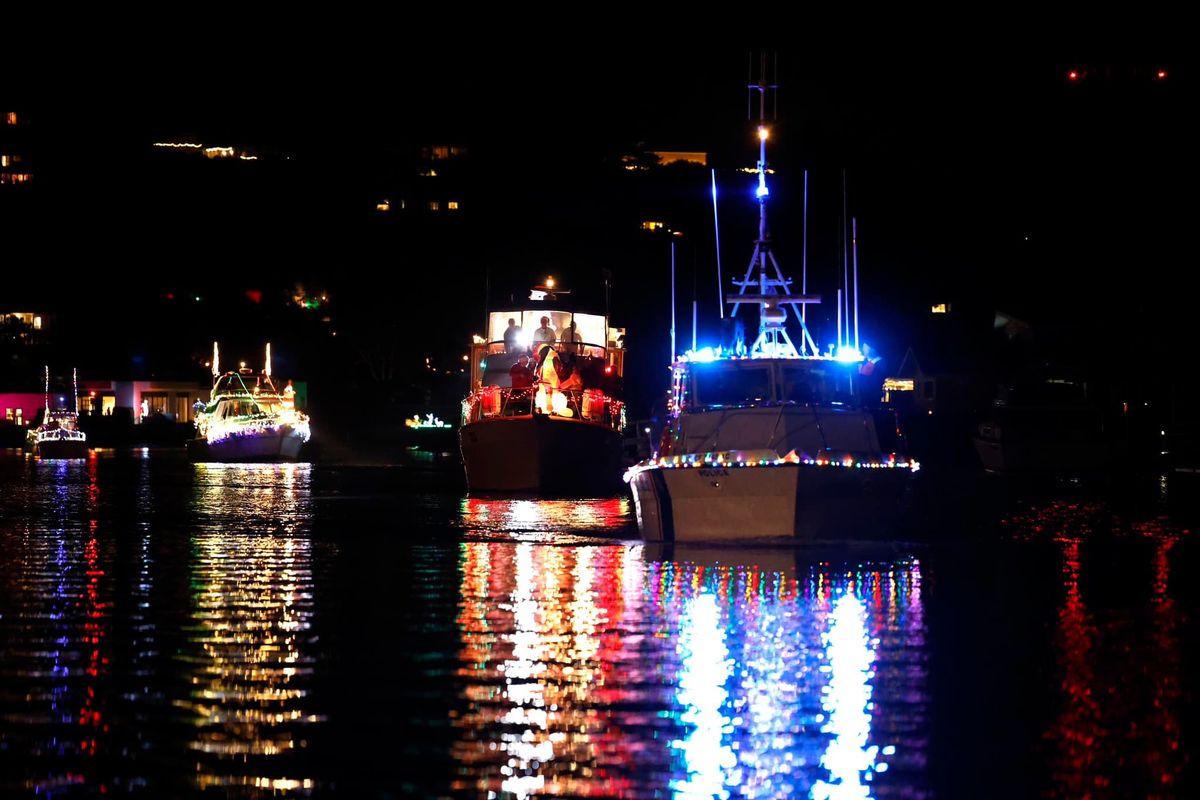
691;363;771;407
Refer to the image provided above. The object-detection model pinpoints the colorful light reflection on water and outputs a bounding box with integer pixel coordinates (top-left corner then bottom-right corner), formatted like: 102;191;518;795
452;541;928;798
2;455;1195;798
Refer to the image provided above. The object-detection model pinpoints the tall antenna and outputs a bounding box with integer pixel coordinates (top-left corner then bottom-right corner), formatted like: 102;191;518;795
711;169;724;319
727;53;819;357
801;168;809;353
842;169;850;348
73;367;79;415
265;342;272;378
670;237;677;360
44;365;50;415
852;217;860;351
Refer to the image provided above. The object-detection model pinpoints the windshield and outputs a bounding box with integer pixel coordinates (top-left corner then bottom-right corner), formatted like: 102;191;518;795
691;363;772;407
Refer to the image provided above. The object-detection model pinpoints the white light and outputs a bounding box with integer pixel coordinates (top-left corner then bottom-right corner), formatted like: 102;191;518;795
811;594;884;800
671;593;736;799
835;345;863;363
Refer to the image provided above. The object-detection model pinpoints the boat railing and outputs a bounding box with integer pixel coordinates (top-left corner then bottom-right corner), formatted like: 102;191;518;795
34;427;87;442
481;339;609;359
463;385;624;431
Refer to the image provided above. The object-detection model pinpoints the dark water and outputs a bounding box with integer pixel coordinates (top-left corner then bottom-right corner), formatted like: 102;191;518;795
1;450;1196;798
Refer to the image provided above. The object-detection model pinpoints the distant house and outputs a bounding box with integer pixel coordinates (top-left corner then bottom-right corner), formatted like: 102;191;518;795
887;346;980;417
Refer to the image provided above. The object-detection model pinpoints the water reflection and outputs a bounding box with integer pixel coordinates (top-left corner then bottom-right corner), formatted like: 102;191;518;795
0;457;112;795
180;462;320;793
459;497;632;541
672;592;737;798
1010;502;1187;797
452;542;928;798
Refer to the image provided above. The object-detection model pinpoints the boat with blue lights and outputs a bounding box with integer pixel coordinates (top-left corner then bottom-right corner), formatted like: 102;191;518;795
27;366;89;459
186;343;311;462
625;74;918;541
459;281;627;493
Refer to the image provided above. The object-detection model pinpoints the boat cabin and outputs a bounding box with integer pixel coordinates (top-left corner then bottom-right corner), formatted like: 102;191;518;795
669;355;866;415
469;309;625;389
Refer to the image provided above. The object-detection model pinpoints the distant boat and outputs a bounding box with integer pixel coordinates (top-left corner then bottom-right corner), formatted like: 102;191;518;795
28;366;89;459
187;343;311;462
973;374;1110;477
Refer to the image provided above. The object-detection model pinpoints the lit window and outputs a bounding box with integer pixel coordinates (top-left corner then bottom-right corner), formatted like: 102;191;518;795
4;112;16;125
33;316;42;330
447;200;460;210
1;155;9;167
428;201;440;211
931;303;948;314
4;408;11;421
376;199;390;212
641;221;666;231
419;168;438;177
0;173;32;184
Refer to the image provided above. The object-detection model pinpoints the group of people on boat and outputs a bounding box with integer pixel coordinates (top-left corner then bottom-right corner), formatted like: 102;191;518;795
503;316;583;355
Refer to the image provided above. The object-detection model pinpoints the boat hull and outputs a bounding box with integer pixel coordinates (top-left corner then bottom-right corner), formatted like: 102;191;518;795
628;463;914;541
973;435;1110;477
460;415;623;494
32;439;90;459
186;426;308;463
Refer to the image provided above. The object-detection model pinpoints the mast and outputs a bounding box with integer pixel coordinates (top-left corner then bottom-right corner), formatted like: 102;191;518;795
210;341;220;400
265;342;272;378
711;169;724;319
801;168;809;354
726;53;819;357
842;169;850;348
852;217;860;351
43;365;49;417
73;367;79;415
670;237;677;360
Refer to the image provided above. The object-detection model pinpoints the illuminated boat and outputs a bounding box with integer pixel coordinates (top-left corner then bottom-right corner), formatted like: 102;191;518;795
459;283;627;494
186;343;311;463
27;366;89;459
625;75;918;541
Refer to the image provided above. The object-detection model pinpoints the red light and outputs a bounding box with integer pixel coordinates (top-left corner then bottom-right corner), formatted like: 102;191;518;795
604;365;613;375
1067;70;1079;81
1157;70;1167;79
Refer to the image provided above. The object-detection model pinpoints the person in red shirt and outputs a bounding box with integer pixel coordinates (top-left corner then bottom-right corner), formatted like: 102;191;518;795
509;355;534;389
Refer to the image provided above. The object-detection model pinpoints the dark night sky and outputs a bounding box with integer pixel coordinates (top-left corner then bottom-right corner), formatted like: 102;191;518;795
3;38;1191;410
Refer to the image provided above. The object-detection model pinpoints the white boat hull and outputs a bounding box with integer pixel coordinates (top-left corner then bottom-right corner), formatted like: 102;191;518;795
186;425;308;463
629;463;913;542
